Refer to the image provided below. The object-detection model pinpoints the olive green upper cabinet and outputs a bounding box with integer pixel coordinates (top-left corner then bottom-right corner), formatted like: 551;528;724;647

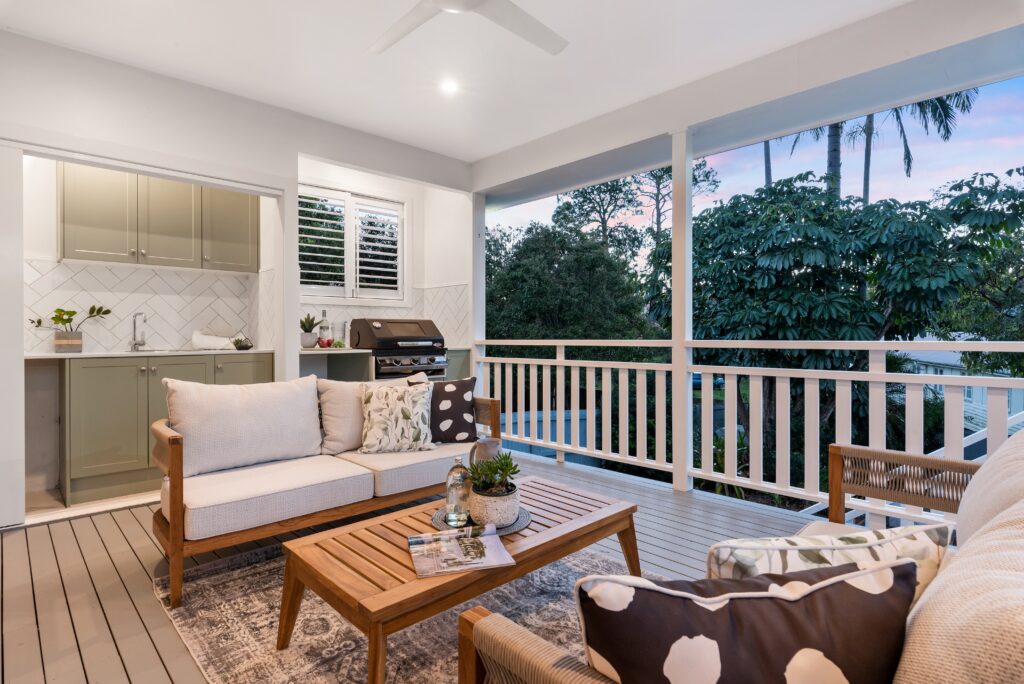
138;176;203;269
202;187;259;272
61;162;139;263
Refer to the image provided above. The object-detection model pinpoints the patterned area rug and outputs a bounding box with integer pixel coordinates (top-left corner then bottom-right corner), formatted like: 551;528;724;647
155;545;638;683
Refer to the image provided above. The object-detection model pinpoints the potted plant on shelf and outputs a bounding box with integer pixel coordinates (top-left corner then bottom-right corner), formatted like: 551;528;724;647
467;451;521;527
29;305;112;353
299;313;323;349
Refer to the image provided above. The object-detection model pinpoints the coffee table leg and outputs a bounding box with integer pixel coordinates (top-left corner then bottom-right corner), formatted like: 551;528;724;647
276;555;305;650
617;517;642;576
367;622;387;684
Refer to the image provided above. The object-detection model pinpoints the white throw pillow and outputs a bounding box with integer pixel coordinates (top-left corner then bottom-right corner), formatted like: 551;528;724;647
956;429;1024;546
707;523;952;604
359;382;435;453
164;375;322;477
318;373;428;454
895;498;1024;684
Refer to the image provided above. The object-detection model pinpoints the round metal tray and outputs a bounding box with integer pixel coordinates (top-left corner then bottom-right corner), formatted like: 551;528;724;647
430;507;532;536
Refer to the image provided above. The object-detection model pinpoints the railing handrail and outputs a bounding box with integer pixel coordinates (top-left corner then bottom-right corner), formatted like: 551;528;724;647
477;338;1024;353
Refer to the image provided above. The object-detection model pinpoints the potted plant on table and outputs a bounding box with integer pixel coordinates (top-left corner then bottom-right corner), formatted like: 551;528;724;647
299;313;323;349
30;305;111;353
467;451;521;527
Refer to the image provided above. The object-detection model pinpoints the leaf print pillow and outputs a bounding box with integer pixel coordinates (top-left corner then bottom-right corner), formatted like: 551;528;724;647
706;523;952;604
359;383;436;453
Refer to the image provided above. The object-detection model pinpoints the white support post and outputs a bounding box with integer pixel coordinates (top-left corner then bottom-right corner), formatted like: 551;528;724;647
279;183;300;380
867;349;887;529
471;193;487;397
0;145;25;527
671;131;694;491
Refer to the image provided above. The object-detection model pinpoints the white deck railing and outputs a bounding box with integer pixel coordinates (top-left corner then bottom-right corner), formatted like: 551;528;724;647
475;339;1024;524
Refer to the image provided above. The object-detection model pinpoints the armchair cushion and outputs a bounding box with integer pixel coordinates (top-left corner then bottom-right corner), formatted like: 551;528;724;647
956;428;1024;546
576;561;916;684
164;375;322;477
707;523;951;604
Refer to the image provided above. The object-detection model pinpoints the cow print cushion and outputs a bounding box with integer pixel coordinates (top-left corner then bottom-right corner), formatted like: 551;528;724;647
412;377;477;443
576;560;916;684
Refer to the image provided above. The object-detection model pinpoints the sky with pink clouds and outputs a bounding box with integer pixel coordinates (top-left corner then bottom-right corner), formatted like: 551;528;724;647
488;75;1024;230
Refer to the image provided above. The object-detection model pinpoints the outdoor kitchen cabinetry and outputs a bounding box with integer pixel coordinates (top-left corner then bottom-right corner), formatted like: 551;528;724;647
60;161;259;272
62;353;273;505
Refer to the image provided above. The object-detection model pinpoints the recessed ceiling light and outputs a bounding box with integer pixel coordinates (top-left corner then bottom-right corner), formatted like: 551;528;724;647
440;79;459;95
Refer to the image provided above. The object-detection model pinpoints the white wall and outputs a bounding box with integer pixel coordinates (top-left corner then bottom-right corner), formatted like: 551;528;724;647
0;146;25;526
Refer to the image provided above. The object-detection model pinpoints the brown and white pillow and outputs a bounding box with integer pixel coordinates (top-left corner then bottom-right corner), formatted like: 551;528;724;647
359;382;435;453
576;560;917;684
411;377;478;443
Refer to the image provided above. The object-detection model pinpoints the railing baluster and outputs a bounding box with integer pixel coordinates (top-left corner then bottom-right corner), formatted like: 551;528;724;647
655;370;667;465
724;374;737;479
869;349;886;449
905;383;924;453
944;385;965;459
776;376;790;489
602;368;613;455
493;362;502;431
701;373;713;474
542;363;552;443
482;360;490;399
528;363;538;441
804;378;819;496
557;362;566;457
987;387;1009;455
504;363;513;439
636;370;648;461
618;368;629;458
570;365;580;448
517;363;526;438
748;375;763;484
586;367;597;451
836;379;852;445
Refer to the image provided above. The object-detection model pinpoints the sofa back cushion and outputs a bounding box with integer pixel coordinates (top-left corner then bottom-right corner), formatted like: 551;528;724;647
576;561;917;684
956;429;1024;545
895;498;1024;684
164;375;322;477
318;373;428;455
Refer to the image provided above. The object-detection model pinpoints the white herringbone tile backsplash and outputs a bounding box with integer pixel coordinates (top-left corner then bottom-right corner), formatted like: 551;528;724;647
24;259;256;354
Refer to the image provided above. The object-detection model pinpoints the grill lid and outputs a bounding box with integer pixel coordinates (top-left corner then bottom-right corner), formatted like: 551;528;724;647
349;318;444;350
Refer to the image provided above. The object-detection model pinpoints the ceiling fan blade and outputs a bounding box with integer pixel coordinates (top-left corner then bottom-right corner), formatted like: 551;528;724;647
370;0;441;54
474;0;567;54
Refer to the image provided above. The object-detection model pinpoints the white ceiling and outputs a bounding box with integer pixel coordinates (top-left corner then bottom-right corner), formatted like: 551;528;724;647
0;0;909;162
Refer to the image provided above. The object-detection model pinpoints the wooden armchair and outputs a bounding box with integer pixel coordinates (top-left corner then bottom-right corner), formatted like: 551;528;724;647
827;443;981;524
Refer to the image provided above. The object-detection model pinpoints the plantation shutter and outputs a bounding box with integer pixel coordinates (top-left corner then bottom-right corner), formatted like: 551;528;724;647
298;193;346;290
354;199;402;298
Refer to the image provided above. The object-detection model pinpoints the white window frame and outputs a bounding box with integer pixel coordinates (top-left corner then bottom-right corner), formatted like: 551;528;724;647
298;184;408;305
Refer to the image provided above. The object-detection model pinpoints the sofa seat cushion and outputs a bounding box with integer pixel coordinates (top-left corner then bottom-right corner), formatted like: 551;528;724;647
956;428;1024;546
164;375;322;477
162;455;374;540
337;442;473;496
895;498;1024;684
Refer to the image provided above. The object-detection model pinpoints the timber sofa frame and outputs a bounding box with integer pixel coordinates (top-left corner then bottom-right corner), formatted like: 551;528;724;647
827;443;981;524
152;396;501;608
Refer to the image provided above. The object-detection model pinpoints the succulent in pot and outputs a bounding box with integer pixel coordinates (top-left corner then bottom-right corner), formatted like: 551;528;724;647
467;451;521;527
299;313;323;349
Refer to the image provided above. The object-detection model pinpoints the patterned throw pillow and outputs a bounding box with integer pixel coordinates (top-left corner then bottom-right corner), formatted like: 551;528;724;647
706;523;951;603
359;383;435;453
576;560;917;684
411;377;478;443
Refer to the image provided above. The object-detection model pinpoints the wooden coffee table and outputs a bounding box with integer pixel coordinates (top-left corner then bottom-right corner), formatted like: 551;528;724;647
275;475;640;683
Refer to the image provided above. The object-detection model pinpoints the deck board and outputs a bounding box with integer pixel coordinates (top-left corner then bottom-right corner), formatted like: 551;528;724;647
1;454;814;681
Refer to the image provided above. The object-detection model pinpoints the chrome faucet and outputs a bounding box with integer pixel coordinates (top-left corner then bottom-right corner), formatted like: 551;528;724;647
131;312;147;351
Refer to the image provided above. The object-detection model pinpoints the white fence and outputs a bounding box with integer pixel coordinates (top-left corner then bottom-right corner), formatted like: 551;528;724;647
476;339;1024;524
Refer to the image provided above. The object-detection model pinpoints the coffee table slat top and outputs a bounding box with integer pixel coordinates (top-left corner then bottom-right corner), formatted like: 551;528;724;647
283;476;636;623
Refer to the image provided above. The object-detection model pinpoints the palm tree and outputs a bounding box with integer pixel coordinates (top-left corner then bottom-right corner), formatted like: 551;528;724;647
788;89;979;201
763;140;773;186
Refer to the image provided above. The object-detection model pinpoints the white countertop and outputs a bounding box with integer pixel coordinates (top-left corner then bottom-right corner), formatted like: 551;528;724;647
25;349;275;360
299;348;370;354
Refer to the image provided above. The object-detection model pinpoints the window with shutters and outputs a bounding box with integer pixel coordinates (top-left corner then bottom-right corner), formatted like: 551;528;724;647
298;186;404;300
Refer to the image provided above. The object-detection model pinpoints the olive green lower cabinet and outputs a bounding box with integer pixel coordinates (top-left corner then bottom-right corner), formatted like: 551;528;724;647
62;353;273;505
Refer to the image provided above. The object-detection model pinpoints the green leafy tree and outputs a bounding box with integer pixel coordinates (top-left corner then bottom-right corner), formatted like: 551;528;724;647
552;178;642;260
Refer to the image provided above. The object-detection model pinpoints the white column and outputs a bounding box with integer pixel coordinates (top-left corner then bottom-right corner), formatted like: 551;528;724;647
278;182;300;379
0;145;25;526
671;132;694;491
470;192;487;394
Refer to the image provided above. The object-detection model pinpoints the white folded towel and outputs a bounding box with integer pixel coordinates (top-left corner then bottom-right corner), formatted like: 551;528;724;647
191;331;235;350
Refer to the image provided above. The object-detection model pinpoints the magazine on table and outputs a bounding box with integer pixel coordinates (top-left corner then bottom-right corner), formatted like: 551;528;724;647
407;524;515;578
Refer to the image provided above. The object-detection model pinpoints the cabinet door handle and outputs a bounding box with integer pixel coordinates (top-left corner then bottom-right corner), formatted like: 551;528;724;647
130;248;137;256
204;255;211;261
150;366;157;373
140;249;147;257
140;366;147;373
216;364;224;370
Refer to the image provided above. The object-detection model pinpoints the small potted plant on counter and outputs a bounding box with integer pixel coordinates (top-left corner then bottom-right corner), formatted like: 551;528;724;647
30;305;112;353
299;313;323;349
467;451;521;527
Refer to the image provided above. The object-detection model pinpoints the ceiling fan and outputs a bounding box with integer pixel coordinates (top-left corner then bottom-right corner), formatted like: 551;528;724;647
370;0;568;55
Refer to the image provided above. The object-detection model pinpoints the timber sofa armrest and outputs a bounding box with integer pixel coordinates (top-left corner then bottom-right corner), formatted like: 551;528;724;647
151;419;183;476
474;396;502;439
828;443;982;523
458;607;613;684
